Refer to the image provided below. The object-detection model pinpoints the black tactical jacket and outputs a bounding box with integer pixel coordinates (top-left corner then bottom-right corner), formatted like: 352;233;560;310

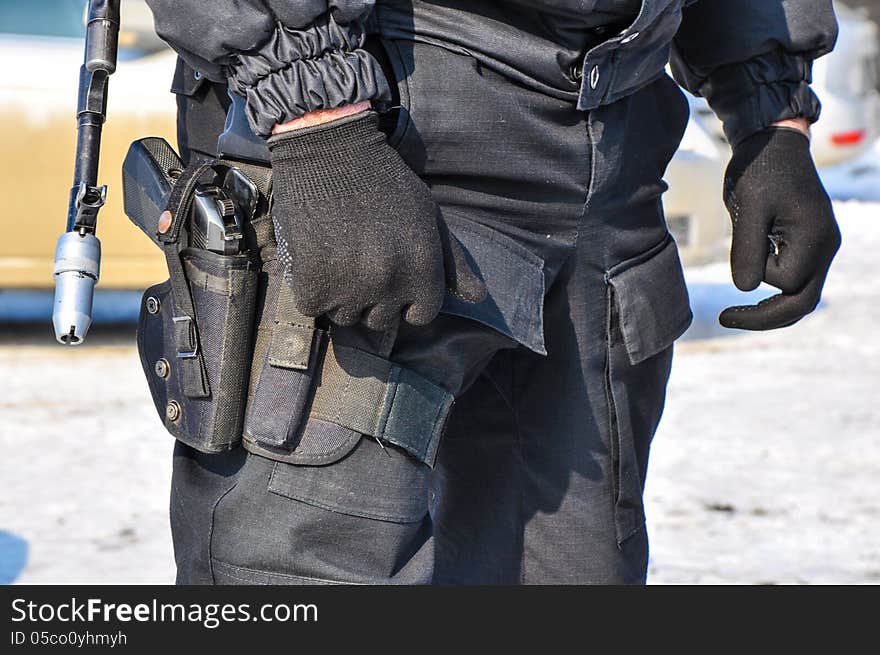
145;0;838;145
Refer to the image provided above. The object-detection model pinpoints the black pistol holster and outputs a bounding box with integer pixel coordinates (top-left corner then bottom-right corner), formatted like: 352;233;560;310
130;143;454;468
137;156;270;453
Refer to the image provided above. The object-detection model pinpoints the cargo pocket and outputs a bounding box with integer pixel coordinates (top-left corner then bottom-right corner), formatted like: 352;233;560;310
137;247;257;453
267;432;431;525
604;234;692;544
209;434;432;585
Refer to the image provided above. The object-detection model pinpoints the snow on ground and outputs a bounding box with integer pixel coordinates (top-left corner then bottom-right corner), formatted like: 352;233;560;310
0;182;877;585
647;198;880;584
0;327;175;583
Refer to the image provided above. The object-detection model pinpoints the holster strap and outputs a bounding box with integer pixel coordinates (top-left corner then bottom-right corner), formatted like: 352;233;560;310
231;161;272;198
268;282;316;371
158;160;216;398
310;344;454;467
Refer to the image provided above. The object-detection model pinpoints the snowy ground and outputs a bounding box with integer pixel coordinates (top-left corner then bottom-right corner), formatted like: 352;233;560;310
647;197;880;584
0;327;173;584
1;159;878;585
642;145;880;584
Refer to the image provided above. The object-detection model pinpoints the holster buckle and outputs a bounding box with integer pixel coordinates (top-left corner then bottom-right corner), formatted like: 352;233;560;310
172;315;199;359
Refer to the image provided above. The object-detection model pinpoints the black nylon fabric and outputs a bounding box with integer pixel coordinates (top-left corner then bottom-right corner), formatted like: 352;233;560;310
146;0;837;144
720;128;841;331
146;0;391;137
227;15;392;137
168;37;694;585
268;111;485;331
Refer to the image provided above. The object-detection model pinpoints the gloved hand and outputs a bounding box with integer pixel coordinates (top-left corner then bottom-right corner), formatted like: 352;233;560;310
268;111;486;332
719;127;841;330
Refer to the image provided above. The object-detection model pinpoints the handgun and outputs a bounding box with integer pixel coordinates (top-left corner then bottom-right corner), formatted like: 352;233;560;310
122;137;257;255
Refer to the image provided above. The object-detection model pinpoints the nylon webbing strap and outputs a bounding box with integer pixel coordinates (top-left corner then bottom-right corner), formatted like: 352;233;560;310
159;160;216;398
268;282;316;370
251;222;276;253
228;161;272;198
226;160;275;260
310;344;454;467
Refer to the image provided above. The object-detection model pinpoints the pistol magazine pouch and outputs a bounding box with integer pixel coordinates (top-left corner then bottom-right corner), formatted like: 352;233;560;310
243;252;453;469
137;160;260;453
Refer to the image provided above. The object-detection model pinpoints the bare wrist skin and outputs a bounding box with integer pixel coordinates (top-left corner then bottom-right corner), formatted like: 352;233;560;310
272;101;372;135
771;117;811;139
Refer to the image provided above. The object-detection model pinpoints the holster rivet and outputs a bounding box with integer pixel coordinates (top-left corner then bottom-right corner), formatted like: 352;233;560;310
154;358;170;379
146;296;161;314
165;400;181;422
158;210;173;234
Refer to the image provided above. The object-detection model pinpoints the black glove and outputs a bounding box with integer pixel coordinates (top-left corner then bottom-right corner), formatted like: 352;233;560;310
719;127;841;330
268;111;486;331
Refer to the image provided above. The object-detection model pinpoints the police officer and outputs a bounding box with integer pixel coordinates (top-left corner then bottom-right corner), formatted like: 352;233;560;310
144;0;840;584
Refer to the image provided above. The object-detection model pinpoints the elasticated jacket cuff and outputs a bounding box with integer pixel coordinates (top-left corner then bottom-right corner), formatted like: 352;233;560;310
227;13;391;137
698;49;822;147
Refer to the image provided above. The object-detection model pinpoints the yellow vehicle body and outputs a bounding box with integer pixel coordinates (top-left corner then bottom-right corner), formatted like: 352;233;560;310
0;0;178;292
0;110;174;289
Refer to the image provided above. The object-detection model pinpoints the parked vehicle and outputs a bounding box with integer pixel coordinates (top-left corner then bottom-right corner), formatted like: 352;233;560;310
663;113;730;266
813;2;880;165
689;1;880;168
0;0;175;290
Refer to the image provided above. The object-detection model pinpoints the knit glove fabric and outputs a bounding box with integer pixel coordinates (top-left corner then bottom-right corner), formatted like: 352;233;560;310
719;128;841;330
268;111;486;332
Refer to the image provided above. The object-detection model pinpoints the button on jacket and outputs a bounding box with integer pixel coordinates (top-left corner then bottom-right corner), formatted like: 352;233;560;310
145;0;838;145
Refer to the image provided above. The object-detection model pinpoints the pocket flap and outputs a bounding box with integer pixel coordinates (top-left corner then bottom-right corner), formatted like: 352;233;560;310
441;214;547;355
607;235;692;365
267;433;430;524
273;419;363;466
171;58;207;97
